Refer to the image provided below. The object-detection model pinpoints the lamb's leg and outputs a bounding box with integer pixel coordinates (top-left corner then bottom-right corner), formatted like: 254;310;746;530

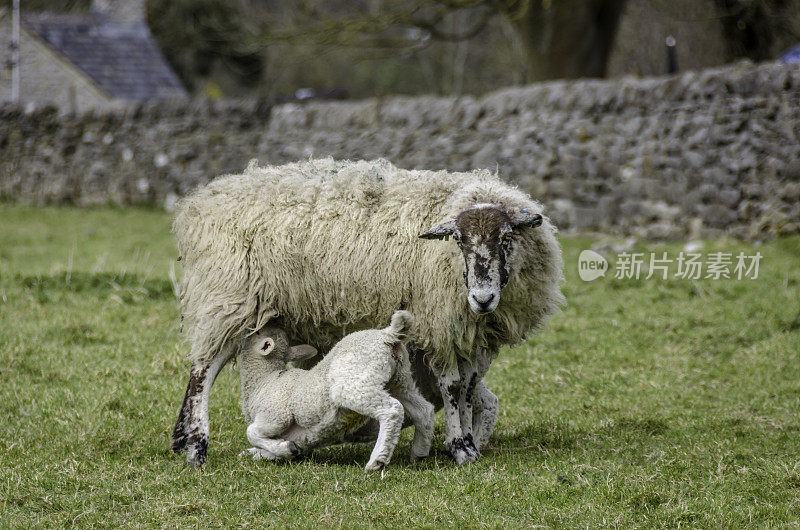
337;390;405;471
471;380;499;450
245;423;300;460
398;394;434;460
365;397;405;472
393;369;435;460
239;447;279;460
437;364;477;464
171;342;236;468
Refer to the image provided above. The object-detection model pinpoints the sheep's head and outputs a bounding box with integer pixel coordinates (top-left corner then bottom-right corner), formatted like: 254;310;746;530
251;327;318;363
419;204;543;315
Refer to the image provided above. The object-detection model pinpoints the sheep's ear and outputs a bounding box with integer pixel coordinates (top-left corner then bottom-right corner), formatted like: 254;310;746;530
288;344;317;362
419;220;456;240
259;338;276;356
511;209;543;228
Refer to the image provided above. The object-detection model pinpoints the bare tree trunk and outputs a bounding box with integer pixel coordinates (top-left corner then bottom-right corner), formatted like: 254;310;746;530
504;0;628;81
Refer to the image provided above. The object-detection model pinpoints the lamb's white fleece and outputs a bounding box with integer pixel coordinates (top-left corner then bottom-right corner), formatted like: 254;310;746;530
240;310;433;471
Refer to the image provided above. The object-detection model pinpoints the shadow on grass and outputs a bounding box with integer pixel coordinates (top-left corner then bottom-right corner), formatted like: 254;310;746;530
279;415;673;467
490;416;669;455
493;419;582;451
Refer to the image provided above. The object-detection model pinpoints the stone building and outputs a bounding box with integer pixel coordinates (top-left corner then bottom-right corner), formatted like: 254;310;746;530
0;0;185;113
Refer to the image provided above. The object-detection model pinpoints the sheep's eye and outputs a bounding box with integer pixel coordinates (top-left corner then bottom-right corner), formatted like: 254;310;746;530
502;234;512;243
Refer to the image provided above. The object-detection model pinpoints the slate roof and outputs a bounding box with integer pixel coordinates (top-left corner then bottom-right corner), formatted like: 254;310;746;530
22;12;186;100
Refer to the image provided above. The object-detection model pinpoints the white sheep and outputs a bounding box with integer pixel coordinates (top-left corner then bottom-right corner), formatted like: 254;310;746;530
172;158;565;467
238;311;434;472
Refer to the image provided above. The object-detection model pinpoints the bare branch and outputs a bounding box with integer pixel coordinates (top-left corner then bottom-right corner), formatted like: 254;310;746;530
413;7;493;41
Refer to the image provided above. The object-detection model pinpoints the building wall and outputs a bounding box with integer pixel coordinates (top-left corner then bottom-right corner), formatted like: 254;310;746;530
0;18;113;113
1;61;799;240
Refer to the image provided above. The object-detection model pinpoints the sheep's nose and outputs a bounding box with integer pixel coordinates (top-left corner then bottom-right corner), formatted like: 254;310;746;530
472;292;494;305
469;291;497;313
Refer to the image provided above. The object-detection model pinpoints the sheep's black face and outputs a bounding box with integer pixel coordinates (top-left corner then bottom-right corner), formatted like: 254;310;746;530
420;204;543;315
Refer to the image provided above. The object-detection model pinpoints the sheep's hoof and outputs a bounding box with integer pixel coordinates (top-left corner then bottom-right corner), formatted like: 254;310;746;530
364;459;386;472
171;433;187;454
463;434;481;459
287;441;300;457
185;440;208;469
446;437;478;464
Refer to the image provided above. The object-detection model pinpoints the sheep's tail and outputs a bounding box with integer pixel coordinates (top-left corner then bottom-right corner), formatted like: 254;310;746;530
386;310;415;343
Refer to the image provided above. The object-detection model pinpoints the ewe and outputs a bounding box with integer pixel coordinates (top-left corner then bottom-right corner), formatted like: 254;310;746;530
172;158;564;467
239;311;434;472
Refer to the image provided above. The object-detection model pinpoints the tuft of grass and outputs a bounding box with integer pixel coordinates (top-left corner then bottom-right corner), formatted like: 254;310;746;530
1;205;799;527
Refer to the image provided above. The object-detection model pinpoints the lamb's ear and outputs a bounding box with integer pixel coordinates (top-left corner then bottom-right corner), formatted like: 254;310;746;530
419;220;456;240
511;209;543;228
288;344;317;362
259;338;276;356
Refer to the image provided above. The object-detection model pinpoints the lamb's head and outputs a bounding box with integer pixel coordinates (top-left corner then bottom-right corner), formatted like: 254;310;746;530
419;204;543;315
247;327;318;365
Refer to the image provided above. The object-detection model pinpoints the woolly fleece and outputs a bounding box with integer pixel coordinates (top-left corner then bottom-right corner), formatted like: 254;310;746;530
174;158;565;370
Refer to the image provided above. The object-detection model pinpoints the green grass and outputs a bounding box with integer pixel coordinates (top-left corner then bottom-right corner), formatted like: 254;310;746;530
1;205;799;527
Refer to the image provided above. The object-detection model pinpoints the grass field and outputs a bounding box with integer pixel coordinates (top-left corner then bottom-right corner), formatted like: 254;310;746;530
1;205;799;527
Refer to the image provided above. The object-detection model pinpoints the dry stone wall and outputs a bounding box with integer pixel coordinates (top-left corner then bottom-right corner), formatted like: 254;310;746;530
2;60;799;239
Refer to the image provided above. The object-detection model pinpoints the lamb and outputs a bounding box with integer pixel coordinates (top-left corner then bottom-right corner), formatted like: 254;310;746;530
238;311;434;472
171;158;565;467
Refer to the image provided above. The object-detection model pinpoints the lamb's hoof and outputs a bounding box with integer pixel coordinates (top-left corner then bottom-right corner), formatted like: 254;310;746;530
185;441;208;469
364;459;386;472
287;441;300;457
240;447;278;461
446;437;478;464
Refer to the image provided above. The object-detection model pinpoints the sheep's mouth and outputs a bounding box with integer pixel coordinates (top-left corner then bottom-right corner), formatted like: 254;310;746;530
467;297;499;315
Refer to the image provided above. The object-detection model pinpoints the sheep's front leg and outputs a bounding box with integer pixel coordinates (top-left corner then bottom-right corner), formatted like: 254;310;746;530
437;364;478;464
171;343;236;468
456;357;481;459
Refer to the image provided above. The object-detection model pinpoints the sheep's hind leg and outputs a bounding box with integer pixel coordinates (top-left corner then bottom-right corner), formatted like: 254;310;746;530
469;347;498;451
471;380;499;450
171;342;236;468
